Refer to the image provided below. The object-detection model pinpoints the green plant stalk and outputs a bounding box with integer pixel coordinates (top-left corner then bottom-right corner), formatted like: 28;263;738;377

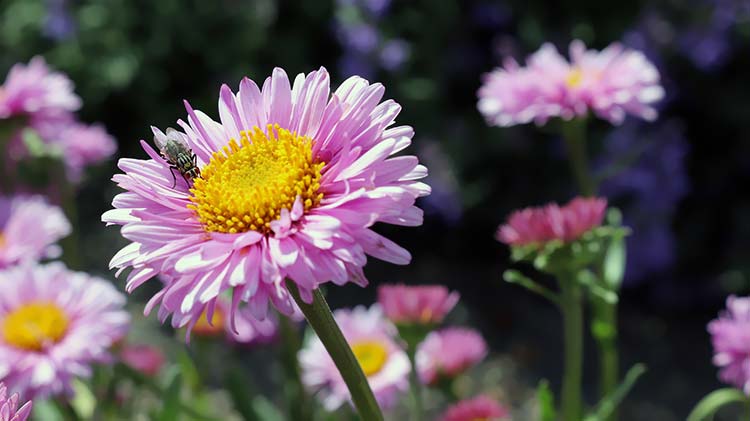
562;117;620;420
279;315;313;421
559;278;584;421
746;396;750;421
406;344;424;421
286;281;384;421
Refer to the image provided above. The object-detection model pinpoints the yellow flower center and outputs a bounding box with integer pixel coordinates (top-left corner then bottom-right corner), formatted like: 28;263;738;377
189;125;325;234
2;302;69;351
192;306;226;337
566;68;584;88
351;340;389;377
0;231;6;249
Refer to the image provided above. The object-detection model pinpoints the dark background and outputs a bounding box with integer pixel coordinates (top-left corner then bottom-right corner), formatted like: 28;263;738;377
2;0;749;419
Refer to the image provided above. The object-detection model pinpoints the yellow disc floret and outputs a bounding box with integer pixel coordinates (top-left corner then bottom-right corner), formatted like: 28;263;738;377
566;67;584;88
351;340;389;377
2;302;69;351
189;124;325;234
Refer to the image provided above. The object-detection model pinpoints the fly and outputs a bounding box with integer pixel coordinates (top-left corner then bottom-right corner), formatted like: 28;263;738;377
154;128;201;188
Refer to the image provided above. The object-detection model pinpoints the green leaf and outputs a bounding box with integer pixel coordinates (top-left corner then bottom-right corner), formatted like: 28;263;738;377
157;370;183;421
585;364;647;421
30;399;65;421
602;210;627;291
686;388;749;421
224;364;261;421
503;269;559;304
70;379;96;419
536;380;556;421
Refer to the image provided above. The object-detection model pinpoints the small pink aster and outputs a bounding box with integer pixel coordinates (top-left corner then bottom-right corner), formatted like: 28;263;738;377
120;344;165;376
0;263;130;399
497;197;607;246
441;395;510;421
0;195;71;268
478;40;664;126
378;284;459;325
417;327;488;385
0;382;31;421
299;305;410;410
103;67;429;333
0;56;80;120
708;295;750;395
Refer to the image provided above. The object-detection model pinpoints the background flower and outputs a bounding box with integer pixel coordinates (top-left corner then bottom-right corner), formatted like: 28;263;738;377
298;304;409;410
378;284;459;325
0;263;129;399
417;327;488;385
0;56;80;120
440;395;510;421
0;195;70;268
708;295;750;394
0;382;31;421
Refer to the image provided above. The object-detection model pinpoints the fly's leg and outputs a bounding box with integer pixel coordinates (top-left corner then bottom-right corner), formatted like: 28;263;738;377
168;166;178;188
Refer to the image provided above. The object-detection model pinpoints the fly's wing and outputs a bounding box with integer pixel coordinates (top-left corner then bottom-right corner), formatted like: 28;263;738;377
155;127;190;161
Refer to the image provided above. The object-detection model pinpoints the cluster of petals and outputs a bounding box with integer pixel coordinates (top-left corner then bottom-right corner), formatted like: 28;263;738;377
0;195;71;268
103;67;429;332
497;197;607;246
417;327;488;385
377;284;459;325
298;305;409;410
708;295;750;395
0;383;31;421
190;295;282;345
0;263;130;399
440;395;510;421
0;56;80;119
34;120;118;181
478;40;664;126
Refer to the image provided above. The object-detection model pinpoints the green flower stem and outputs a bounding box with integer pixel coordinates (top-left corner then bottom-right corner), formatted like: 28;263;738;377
279;315;313;421
406;344;424;421
561;118;596;197
286;281;384;421
562;117;621;420
559;277;584;421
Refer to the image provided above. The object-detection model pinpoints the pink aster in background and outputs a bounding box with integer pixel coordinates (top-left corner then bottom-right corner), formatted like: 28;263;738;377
708;295;750;394
0;56;80;120
120;344;165;377
478;40;663;126
378;284;459;325
103;67;429;333
0;383;31;421
299;305;410;410
0;263;130;399
417;327;488;385
497;197;607;247
39;121;118;181
441;395;510;421
0;195;71;268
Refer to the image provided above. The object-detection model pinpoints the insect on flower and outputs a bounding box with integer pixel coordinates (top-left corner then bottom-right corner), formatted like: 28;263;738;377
154;127;201;187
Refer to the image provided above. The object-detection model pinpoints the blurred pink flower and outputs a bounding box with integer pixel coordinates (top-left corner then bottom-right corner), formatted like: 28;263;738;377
417;327;487;385
103;67;429;334
41;121;118;181
299;305;410;411
120;345;165;376
708;295;750;395
0;263;130;399
0;56;80;120
441;395;510;421
497;197;607;246
378;284;459;325
0;382;32;421
478;40;663;126
0;195;71;268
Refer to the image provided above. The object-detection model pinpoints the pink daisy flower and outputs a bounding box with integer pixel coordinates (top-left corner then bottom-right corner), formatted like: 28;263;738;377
0;382;31;421
0;56;80;120
478;40;664;126
441;395;510;421
0;195;71;269
299;304;410;410
378;284;459;325
417;327;488;385
120;344;165;377
497;197;607;247
708;295;750;395
0;263;130;399
102;67;429;332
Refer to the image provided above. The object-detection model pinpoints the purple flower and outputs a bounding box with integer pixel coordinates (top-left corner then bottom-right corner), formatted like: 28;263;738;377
0;57;80;120
708;295;750;394
379;39;411;71
416;327;487;385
